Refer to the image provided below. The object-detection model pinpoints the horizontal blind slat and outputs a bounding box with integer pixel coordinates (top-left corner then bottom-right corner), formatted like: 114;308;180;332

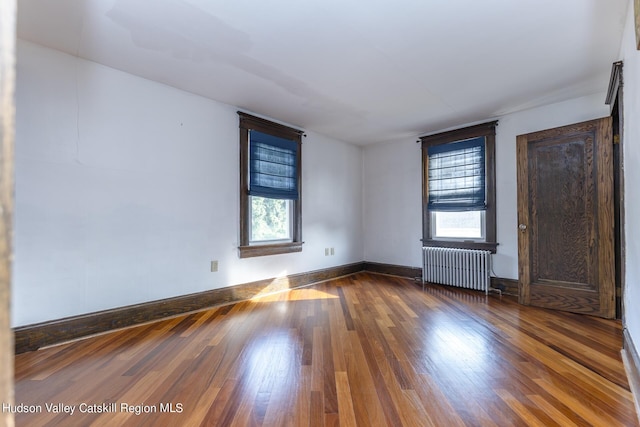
427;136;485;211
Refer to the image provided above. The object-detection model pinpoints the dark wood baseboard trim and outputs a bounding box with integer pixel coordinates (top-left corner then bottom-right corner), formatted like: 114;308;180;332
623;328;640;420
14;262;365;354
361;263;521;297
490;277;519;296
363;262;422;280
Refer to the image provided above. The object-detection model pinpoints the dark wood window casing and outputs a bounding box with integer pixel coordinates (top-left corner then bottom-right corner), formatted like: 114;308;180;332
238;112;303;258
421;121;498;253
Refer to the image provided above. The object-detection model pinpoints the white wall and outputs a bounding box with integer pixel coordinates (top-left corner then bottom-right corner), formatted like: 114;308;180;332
363;93;610;279
363;139;423;267
14;40;363;327
619;0;640;353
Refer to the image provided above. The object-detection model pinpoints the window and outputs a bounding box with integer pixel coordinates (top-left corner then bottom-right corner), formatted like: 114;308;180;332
250;197;292;243
238;112;303;258
432;210;484;239
421;121;498;252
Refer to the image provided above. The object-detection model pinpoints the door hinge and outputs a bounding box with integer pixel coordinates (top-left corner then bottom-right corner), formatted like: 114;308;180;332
613;134;620;145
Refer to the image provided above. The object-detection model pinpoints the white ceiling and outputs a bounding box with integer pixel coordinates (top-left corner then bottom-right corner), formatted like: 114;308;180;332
17;0;629;145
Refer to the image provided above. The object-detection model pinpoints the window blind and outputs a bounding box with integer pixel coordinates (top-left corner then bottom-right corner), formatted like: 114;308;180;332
427;136;486;211
249;130;299;200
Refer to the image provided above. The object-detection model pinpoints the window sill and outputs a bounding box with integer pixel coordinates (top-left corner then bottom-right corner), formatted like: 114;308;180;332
421;240;498;253
239;242;303;258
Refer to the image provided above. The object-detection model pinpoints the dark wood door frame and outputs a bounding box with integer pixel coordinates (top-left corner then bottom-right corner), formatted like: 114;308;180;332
605;61;625;321
0;0;16;424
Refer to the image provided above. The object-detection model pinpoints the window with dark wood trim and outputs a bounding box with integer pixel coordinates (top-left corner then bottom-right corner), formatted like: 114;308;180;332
238;112;303;258
421;121;498;253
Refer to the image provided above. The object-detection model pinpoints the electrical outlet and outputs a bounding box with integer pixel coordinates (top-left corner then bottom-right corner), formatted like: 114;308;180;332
210;260;218;272
330;247;335;255
324;248;329;256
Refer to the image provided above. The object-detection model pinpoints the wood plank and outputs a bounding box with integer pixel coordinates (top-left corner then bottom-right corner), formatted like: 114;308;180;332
13;273;638;426
334;371;357;427
596;116;615;318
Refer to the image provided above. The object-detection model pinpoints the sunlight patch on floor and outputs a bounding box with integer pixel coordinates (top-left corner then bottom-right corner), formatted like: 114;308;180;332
246;271;339;302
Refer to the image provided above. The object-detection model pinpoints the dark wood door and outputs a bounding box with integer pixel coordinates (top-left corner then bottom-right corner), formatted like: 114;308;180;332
517;117;615;318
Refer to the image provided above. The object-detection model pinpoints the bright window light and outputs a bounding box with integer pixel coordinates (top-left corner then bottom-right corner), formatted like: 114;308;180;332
250;196;292;243
432;211;484;240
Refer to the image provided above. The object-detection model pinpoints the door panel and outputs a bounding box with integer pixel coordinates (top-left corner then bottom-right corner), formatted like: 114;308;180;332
517;117;615;318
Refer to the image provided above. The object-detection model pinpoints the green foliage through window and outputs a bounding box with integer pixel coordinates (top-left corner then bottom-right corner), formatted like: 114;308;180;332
250;196;291;242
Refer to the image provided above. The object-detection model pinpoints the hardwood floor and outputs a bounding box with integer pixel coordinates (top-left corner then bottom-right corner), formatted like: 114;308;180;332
14;272;638;426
